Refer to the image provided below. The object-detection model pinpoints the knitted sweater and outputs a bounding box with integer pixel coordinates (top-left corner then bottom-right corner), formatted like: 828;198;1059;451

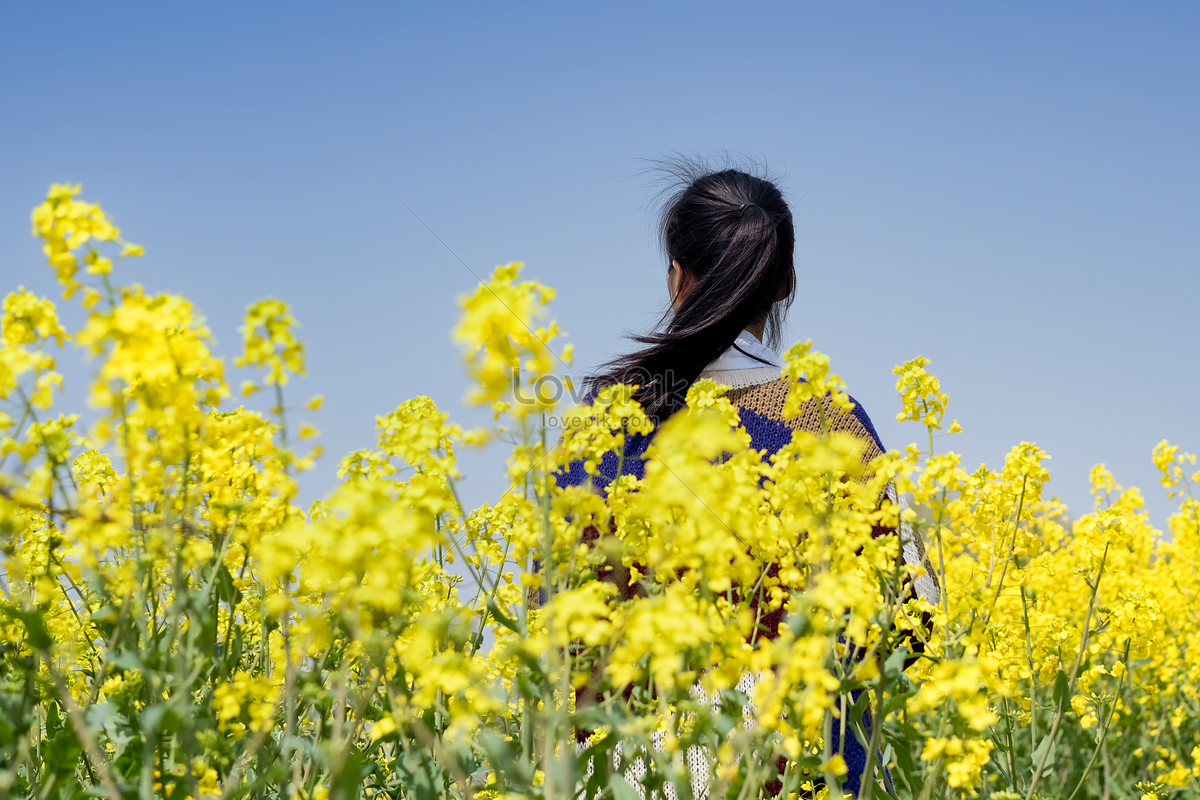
554;338;940;798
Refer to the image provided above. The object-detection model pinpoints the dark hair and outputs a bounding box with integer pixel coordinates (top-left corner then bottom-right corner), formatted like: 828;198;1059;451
587;157;796;422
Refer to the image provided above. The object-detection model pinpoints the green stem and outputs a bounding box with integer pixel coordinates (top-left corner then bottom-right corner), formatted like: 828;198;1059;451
1017;578;1038;753
1064;640;1131;800
1024;541;1109;800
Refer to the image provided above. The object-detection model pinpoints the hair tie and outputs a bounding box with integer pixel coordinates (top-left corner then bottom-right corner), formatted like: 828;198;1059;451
739;202;760;214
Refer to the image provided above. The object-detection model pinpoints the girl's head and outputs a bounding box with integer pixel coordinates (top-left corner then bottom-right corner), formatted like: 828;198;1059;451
589;158;796;421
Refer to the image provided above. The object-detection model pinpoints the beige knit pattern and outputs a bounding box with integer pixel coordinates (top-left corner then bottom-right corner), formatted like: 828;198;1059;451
726;379;884;467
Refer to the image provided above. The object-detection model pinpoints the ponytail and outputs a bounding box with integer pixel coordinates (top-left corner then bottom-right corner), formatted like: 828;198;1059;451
588;163;796;422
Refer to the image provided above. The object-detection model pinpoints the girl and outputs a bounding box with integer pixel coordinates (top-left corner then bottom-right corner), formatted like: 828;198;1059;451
556;159;940;798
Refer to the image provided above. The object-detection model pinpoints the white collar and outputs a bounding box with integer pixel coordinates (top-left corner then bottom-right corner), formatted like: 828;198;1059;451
698;330;782;388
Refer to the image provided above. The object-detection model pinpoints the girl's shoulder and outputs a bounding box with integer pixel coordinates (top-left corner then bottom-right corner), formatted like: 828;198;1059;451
724;378;886;460
554;383;653;492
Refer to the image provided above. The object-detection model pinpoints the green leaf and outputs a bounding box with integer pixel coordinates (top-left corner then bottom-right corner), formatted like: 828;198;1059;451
1052;669;1070;712
43;723;83;769
138;703;169;735
879;690;912;718
611;776;644;800
1032;732;1058;771
214;563;241;605
393;750;442;800
546;747;577;797
108;651;143;673
486;599;520;633
86;702;133;759
477;728;532;786
883;646;910;680
892;737;917;783
0;605;52;652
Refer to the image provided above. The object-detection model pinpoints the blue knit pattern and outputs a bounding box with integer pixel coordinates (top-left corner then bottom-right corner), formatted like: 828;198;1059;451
554;387;884;495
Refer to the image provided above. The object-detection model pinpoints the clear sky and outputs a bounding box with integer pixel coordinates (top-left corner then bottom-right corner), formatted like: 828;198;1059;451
2;2;1197;527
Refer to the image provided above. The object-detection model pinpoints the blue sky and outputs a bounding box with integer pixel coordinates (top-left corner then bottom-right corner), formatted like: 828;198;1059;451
2;2;1197;526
